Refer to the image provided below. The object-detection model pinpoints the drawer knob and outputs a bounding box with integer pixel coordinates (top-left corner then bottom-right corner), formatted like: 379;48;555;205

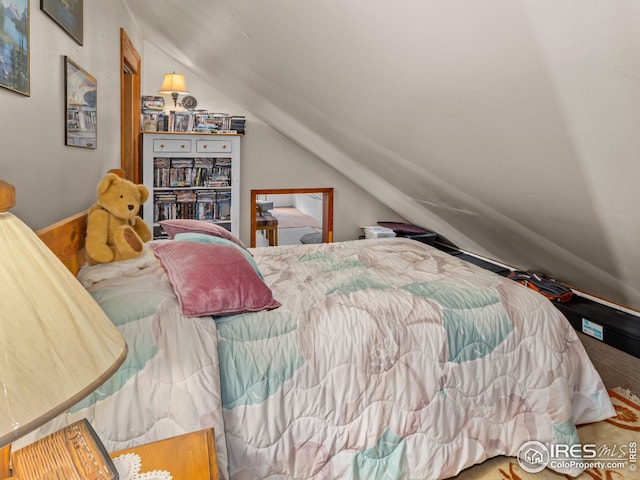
181;144;185;149
222;145;227;149
202;144;208;149
159;144;165;148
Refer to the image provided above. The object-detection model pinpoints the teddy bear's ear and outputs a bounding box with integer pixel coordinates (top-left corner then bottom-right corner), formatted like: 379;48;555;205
97;173;120;195
138;184;149;204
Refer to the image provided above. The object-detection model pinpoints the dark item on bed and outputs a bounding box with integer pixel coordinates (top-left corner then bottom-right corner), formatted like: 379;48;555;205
508;270;574;303
377;221;438;245
376;221;430;235
11;419;118;480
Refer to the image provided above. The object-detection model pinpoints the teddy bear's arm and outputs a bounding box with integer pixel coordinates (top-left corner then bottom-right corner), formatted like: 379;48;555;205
132;216;152;243
85;208;115;263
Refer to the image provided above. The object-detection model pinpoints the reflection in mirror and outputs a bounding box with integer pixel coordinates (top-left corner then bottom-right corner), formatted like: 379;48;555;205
251;188;333;248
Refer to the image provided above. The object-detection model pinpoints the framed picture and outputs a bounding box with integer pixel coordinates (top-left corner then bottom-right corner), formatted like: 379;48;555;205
0;0;30;95
41;0;83;45
65;56;96;149
171;111;193;132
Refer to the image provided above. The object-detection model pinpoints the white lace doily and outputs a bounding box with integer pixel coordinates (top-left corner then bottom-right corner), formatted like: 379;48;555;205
112;452;173;480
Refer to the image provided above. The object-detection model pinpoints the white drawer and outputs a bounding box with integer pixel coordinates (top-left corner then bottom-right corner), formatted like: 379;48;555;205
153;139;192;153
196;139;232;153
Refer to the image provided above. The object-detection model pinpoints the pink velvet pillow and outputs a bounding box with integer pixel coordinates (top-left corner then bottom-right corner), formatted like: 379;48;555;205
151;241;280;317
159;219;247;250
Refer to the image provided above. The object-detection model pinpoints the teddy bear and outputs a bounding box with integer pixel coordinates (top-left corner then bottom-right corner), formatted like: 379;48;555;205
85;173;152;265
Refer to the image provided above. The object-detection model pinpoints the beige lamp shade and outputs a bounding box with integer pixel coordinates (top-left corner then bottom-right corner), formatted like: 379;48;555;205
157;72;189;95
0;181;127;447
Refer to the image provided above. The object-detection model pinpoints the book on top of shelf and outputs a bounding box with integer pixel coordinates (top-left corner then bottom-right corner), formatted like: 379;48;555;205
141;95;165;110
230;115;246;134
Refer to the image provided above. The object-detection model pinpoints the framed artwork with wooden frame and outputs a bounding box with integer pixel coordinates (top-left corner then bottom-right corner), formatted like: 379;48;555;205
64;56;97;149
0;0;30;96
41;0;83;45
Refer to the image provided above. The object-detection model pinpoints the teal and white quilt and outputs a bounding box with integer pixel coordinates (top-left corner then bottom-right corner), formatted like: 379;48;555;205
19;238;615;479
220;238;614;478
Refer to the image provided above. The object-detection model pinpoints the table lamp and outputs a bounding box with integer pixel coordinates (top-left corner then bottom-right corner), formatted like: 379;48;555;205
0;180;127;475
158;72;189;107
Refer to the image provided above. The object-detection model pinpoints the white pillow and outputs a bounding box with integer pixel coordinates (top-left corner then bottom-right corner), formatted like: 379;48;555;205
77;243;159;287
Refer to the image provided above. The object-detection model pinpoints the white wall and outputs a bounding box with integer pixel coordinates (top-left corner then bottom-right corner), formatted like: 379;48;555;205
265;194;295;208
294;194;323;222
0;0;142;230
141;41;404;245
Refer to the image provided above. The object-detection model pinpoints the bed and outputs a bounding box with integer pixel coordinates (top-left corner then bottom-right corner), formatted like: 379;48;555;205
27;214;615;479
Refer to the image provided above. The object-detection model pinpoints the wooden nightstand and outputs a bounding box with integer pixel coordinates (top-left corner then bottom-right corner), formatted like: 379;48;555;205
110;429;219;480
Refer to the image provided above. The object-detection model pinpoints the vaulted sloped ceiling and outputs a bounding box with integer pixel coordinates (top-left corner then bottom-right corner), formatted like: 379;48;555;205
124;0;640;309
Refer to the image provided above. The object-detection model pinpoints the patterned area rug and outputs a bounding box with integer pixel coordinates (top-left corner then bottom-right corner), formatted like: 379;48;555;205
453;389;640;480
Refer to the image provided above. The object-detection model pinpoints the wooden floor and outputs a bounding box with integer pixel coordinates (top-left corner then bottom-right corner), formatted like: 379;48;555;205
577;332;640;396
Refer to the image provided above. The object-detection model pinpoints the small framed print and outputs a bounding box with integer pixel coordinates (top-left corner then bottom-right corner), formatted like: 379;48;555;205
41;0;83;45
0;0;29;95
171;111;193;132
65;56;96;149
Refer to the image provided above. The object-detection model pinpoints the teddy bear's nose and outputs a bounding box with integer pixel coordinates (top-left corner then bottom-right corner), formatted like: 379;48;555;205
128;204;134;211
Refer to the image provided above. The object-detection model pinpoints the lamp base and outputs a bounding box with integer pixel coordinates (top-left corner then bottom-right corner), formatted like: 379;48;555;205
9;420;117;480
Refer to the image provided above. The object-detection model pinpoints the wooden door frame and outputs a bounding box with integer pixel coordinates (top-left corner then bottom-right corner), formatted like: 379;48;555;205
120;28;141;183
250;188;334;248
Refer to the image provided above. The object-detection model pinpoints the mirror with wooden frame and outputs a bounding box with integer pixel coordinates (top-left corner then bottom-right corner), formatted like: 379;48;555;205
250;188;333;248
